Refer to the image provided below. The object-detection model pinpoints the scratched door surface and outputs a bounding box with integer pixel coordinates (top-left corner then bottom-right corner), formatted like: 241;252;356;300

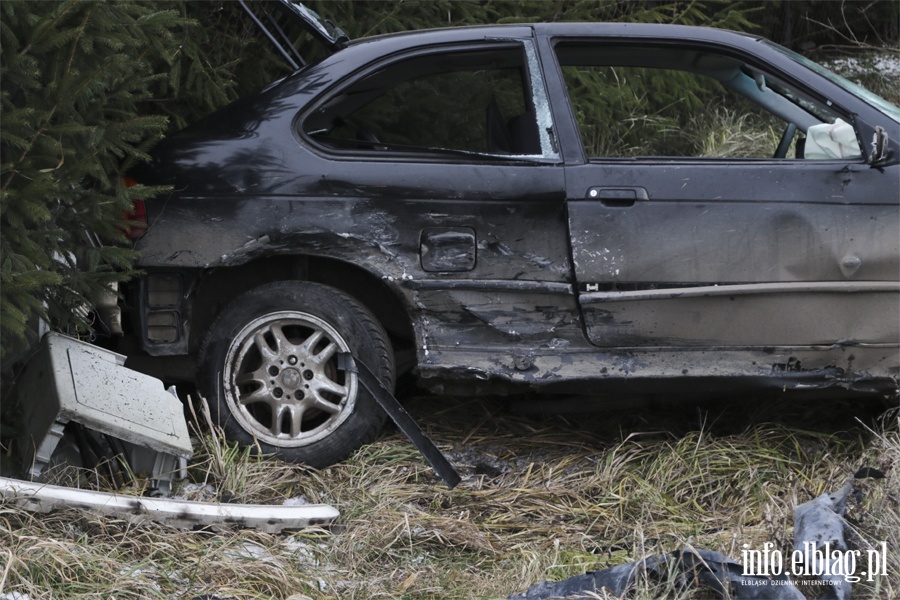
565;160;899;348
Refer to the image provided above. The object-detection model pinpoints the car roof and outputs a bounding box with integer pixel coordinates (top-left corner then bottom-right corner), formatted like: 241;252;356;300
343;22;761;51
320;22;770;78
253;1;765;68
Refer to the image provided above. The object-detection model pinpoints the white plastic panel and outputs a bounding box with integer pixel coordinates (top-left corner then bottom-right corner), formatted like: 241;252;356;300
17;333;192;480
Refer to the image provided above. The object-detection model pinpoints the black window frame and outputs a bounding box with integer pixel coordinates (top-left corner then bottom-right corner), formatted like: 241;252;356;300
297;40;560;164
546;37;866;164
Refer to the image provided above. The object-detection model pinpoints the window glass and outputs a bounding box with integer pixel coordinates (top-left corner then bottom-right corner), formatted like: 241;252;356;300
763;40;900;123
304;46;545;157
554;43;860;160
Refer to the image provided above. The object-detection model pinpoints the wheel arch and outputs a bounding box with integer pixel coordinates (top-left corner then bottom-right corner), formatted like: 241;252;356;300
188;254;417;372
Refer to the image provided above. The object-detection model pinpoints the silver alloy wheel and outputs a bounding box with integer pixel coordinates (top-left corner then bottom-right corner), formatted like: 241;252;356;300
222;311;358;447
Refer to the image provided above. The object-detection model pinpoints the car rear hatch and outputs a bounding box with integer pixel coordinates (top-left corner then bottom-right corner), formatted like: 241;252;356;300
237;0;349;70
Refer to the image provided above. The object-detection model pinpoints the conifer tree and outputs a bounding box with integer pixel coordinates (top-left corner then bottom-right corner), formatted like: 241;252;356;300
0;1;189;357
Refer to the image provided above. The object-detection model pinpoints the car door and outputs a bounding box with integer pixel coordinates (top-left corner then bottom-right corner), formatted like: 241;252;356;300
296;35;578;363
545;37;899;349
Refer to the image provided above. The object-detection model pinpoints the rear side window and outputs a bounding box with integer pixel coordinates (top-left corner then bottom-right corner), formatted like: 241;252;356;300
303;45;550;158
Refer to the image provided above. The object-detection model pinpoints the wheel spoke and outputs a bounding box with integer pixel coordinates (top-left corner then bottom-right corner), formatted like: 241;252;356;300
236;366;268;387
313;341;339;364
315;376;348;398
235;372;256;386
308;393;341;415
288;405;306;438
254;332;276;360
270;323;294;356
271;404;288;437
298;330;324;356
240;386;273;406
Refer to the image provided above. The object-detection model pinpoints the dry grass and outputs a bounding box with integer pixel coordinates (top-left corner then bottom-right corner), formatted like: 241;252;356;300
1;393;897;599
691;110;783;159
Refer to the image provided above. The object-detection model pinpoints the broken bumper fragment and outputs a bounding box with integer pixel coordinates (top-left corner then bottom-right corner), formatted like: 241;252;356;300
0;476;339;533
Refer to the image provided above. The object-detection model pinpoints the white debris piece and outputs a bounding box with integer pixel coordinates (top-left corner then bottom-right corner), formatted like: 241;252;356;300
17;333;192;493
0;476;339;533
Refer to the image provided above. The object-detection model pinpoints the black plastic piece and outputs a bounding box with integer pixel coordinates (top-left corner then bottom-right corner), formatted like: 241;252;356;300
339;353;461;489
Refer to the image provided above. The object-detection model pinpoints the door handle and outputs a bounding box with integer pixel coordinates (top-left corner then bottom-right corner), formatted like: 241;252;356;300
586;187;649;207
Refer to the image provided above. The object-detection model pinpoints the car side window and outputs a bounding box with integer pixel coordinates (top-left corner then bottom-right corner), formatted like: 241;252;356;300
304;45;553;158
554;42;863;161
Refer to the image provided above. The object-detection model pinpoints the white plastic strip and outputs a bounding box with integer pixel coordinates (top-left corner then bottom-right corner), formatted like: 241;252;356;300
581;281;899;304
0;476;338;533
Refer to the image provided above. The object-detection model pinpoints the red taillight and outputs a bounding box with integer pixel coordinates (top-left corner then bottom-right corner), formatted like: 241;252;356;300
122;177;147;240
125;199;147;240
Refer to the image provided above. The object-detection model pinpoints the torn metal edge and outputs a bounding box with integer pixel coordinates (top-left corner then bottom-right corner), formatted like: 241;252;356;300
0;476;339;533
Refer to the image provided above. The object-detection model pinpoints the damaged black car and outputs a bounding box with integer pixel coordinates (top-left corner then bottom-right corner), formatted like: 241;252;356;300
117;3;900;467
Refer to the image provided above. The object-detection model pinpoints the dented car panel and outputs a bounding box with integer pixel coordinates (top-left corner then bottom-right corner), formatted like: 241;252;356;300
567;162;899;348
126;21;898;421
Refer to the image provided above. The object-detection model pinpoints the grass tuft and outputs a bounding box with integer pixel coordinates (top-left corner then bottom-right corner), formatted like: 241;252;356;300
1;395;897;599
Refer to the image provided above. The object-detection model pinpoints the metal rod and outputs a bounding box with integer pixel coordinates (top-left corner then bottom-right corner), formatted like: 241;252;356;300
237;0;300;71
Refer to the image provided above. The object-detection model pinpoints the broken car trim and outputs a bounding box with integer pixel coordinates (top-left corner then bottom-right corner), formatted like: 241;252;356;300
0;477;338;533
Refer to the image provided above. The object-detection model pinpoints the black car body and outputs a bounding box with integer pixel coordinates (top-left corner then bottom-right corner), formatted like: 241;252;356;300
124;20;900;466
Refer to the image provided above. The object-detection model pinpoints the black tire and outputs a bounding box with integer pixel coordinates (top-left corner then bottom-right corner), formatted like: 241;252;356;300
198;281;393;468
